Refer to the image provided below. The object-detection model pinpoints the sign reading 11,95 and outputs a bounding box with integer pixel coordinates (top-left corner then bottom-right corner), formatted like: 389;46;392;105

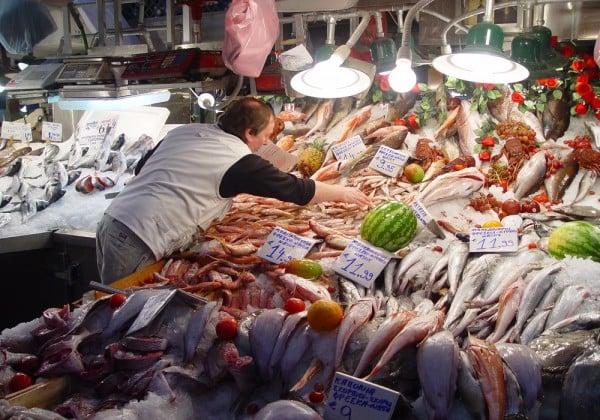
470;227;518;252
333;239;392;288
257;226;319;263
368;145;409;177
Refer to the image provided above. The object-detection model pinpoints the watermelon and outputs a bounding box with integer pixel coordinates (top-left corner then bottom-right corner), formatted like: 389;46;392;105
361;201;418;252
547;221;600;262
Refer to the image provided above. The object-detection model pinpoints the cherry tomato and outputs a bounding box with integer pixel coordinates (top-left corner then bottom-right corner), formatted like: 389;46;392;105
521;200;541;213
309;390;325;403
109;293;127;309
9;372;33;393
478;150;491;161
406;114;420;129
501;199;521;215
284;298;306;314
480;136;495;148
528;242;538;249
216;318;239;340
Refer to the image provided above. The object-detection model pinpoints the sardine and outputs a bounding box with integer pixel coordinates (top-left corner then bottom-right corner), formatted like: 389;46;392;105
512;150;547;199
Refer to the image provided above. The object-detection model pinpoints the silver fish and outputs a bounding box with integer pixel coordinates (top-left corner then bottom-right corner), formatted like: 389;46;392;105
544;151;579;202
456;350;487;419
456;99;482;156
513;150;547;199
569;170;597;204
249;308;287;380
268;310;307;379
545;284;590;330
519;308;551;346
445;240;470;298
334;297;377;368
544;312;600;334
417;167;485;206
297;99;333;141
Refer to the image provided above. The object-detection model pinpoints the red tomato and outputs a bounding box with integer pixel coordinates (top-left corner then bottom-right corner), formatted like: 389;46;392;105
521;200;541;213
309;390;325;403
480;136;495;148
216;318;239;340
478;150;491;161
406;113;420;129
284;298;306;314
501;199;521;215
9;372;33;393
528;242;538;249
109;293;127;309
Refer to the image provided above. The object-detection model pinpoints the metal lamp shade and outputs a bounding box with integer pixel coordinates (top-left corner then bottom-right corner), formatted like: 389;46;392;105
463;22;505;55
531;25;569;71
511;33;556;80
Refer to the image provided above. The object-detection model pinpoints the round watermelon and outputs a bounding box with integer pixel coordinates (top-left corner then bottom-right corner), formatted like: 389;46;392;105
547;220;600;262
361;201;418;252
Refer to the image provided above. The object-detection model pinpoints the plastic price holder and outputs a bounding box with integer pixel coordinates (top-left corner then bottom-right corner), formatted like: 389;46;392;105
368;145;409;177
470;227;518;253
333;238;393;288
257;226;320;264
331;135;367;162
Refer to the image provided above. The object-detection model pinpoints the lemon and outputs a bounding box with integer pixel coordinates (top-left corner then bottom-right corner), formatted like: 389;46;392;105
307;299;344;332
481;220;503;228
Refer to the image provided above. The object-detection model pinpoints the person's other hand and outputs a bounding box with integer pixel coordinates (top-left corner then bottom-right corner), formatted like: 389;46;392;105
342;187;371;207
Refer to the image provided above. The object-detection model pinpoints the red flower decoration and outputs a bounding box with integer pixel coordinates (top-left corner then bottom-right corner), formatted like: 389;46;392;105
571;59;586;72
576;74;590;84
561;44;575;58
411;84;420;94
546;78;558;88
483;83;496;90
511;91;525;104
574;103;588;115
591;97;600;109
379;76;391;92
575;82;593;97
550;36;558;47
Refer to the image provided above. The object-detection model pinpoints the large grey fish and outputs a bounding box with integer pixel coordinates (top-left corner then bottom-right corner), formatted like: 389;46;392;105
520;308;551;345
417;167;485;206
249;308;288;380
445;239;470;298
456;350;487;419
268;310;307;378
560;349;600;420
416;330;459;419
544;151;579;202
513;150;547;199
334;297;377;369
325;96;353;132
456;99;482;156
542;94;570;140
545;284;590;330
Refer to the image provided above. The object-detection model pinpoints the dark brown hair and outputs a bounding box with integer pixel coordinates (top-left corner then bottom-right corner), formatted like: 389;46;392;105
218;97;274;141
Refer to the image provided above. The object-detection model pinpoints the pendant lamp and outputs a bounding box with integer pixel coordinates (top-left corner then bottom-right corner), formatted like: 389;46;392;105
370;12;396;73
432;0;529;84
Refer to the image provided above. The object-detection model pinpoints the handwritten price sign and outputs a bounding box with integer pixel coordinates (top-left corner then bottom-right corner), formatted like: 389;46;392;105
331;135;367;162
470;227;518;253
325;372;399;420
257;226;319;264
333;239;392;288
368;145;409;177
1;121;32;143
42;121;63;142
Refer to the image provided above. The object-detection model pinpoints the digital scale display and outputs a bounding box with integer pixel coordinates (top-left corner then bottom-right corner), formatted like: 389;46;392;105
121;49;199;81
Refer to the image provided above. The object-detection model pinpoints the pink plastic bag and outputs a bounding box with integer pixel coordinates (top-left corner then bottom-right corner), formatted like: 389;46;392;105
222;0;280;78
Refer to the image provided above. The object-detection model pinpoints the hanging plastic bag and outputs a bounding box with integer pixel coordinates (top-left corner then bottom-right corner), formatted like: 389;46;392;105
594;29;600;68
222;0;280;78
0;0;57;55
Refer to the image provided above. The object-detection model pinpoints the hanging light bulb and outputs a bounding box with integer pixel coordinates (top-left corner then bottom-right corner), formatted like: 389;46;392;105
388;46;417;93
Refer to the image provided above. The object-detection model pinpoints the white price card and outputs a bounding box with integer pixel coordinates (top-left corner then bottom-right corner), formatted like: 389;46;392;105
333;239;392;288
331;135;367;162
325;372;399;420
469;227;518;253
78;117;118;147
42;121;63;142
1;121;32;143
368;145;409;177
257;226;320;264
409;199;433;227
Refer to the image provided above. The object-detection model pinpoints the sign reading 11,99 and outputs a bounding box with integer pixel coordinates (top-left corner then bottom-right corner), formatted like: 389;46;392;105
333;239;392;288
257;226;319;263
470;227;518;252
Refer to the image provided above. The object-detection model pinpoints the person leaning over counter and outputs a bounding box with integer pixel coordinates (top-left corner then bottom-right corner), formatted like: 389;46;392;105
96;97;371;284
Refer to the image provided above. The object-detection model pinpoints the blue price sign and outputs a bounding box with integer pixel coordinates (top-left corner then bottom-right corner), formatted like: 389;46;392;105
409;199;432;227
369;145;409;177
325;372;399;420
333;239;391;288
257;226;319;264
331;135;367;162
469;227;518;253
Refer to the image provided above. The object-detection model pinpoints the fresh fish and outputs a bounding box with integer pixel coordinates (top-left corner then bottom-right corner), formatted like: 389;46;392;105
519;308;551;346
300;98;321;122
416;330;459;419
569;170;597;204
67;170;82;185
42;143;60;164
528;329;597;374
544;312;600;334
268;310;307;378
357;116;389;141
183;300;221;363
560;349;600;420
325;96;353;132
0;146;32;168
512;150;547;199
298;99;333;141
434;106;459;140
385;93;416;123
364;310;444;379
545;284;590;330
456;350;487;419
279;273;331;302
111;133;126;151
277;109;307;123
501;363;523;416
124;134;155;157
487;87;545;143
250;308;288;380
417;167;485;206
336;104;372;144
362;124;405;142
544;151;579;202
487;278;525;343
456;100;482;156
542;95;570;140
0;157;22;177
334;297;377;369
439;137;461;162
352;309;416;377
466;336;506;420
445;240;470;298
43;178;66;205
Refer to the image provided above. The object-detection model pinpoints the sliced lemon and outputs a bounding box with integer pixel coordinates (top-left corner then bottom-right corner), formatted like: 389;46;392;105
481;220;503;228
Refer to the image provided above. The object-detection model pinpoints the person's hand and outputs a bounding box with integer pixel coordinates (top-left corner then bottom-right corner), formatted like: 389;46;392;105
342;186;371;207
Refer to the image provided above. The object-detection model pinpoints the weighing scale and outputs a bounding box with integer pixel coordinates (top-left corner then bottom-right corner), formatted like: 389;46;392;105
4;62;63;90
55;58;114;84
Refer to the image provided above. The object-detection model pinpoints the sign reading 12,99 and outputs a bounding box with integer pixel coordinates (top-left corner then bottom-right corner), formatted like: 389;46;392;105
333;239;392;288
470;227;518;252
257;226;319;264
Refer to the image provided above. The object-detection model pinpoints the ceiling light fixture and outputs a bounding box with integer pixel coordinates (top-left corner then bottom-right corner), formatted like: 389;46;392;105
432;0;529;84
290;11;373;99
370;11;396;74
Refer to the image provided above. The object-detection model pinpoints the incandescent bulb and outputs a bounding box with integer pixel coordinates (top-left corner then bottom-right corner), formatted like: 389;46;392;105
388;59;417;93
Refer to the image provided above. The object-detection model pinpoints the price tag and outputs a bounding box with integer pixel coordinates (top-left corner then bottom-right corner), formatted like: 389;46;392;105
1;121;32;143
78;117;118;147
333;239;392;288
331;135;367;162
257;226;319;264
368;145;409;177
42;121;63;142
127;289;177;335
325;372;399;420
469;227;518;253
409;199;433;227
